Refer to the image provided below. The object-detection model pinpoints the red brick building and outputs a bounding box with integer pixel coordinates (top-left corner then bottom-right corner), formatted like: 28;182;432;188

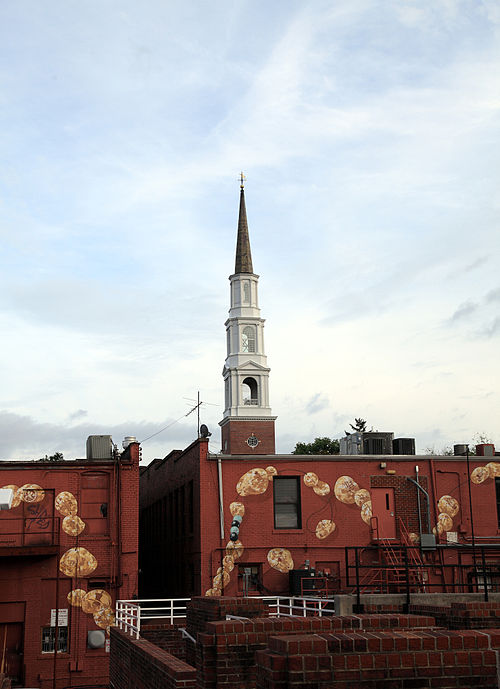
0;437;140;688
140;436;500;599
140;181;500;602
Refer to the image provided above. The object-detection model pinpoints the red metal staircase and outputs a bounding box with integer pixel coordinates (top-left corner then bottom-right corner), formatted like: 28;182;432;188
349;518;427;594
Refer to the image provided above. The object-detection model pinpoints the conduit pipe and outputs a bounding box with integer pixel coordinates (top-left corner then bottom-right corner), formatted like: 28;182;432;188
217;456;225;540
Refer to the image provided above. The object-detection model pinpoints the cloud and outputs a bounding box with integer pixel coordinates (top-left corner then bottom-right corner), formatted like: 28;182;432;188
486;287;500;303
478;317;500;339
67;409;88;422
449;300;479;323
0;410;196;461
306;394;330;415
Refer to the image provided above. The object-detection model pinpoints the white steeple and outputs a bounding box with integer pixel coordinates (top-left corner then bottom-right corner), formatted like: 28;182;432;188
222;176;274;422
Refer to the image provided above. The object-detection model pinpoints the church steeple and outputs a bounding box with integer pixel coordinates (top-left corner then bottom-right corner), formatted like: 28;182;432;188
219;175;276;455
234;174;253;274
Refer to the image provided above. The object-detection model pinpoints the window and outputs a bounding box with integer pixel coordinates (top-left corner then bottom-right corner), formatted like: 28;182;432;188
274;477;301;529
243;281;250;304
242;377;258;405
238;564;262;594
41;626;68;653
242;326;256;353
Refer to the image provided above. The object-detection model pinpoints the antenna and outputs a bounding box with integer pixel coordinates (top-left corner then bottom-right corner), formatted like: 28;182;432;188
183;391;219;437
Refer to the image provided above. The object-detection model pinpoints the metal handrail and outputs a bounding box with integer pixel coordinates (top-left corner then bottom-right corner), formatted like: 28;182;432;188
115;595;336;639
116;597;191;639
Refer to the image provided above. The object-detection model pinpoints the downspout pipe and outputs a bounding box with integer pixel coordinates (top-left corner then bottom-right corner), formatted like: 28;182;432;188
217;456;225;541
406;477;431;534
415;465;423;538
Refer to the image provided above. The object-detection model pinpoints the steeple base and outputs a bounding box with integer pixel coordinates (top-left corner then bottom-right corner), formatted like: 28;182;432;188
220;417;276;455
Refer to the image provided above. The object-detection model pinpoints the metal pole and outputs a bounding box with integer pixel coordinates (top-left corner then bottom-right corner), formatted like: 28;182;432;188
353;548;363;613
52;547;60;689
481;546;489;603
415;466;422;538
406;478;431;535
466;445;478;588
345;547;350;589
466;446;476;549
403;547;410;613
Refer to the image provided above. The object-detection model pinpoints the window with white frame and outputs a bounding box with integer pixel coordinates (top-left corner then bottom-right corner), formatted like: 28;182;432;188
242;326;256;353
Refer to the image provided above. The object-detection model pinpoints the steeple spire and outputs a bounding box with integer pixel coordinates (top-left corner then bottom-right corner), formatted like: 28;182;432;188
219;175;276;454
234;172;253;274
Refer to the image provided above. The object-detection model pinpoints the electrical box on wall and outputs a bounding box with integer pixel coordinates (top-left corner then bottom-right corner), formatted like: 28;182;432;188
87;630;106;649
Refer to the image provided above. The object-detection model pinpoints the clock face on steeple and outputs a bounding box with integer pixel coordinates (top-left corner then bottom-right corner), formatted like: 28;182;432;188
247;434;259;448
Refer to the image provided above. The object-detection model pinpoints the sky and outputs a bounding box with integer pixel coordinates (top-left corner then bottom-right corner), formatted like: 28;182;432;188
1;0;499;464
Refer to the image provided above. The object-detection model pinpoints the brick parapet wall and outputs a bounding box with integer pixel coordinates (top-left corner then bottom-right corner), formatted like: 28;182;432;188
366;600;500;630
109;626;196;689
186;596;269;638
110;595;500;689
141;622;187;661
196;613;436;689
256;629;500;688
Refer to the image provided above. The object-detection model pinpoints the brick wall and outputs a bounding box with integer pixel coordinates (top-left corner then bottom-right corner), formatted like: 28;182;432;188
366;599;500;630
110;596;500;689
0;450;139;689
370;474;429;535
141;623;187;660
256;629;500;688
221;419;276;454
195;612;436;689
110;626;196;689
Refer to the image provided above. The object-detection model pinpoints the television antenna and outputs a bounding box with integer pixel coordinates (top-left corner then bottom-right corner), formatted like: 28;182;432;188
183;391;218;438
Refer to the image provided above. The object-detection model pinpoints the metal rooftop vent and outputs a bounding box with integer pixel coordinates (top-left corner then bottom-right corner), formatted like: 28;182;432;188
122;436;137;449
86;435;113;460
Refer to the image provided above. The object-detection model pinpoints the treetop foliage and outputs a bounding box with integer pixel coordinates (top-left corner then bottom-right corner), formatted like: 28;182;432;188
292;437;340;455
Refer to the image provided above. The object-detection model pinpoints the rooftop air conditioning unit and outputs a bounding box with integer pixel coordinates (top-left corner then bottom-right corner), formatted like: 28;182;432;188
363;432;394;455
393;438;416;455
86;435;113;461
340;432;362;455
476;444;495;457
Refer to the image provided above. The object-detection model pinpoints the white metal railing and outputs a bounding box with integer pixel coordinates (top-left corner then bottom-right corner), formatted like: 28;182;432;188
116;595;335;639
254;596;336;617
116;601;141;639
116;598;190;639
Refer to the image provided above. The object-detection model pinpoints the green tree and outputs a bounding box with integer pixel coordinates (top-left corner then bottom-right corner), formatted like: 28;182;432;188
423;445;453;456
292;437;340;455
349;418;367;433
49;452;64;461
38;452;64;461
424;434;494;456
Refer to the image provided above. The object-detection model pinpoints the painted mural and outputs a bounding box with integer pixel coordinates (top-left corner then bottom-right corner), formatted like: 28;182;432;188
1;483;115;634
204;466;375;596
203;460;500;596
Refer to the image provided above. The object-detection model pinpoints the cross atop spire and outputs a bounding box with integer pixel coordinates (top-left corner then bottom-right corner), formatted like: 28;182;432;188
234;172;253;274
